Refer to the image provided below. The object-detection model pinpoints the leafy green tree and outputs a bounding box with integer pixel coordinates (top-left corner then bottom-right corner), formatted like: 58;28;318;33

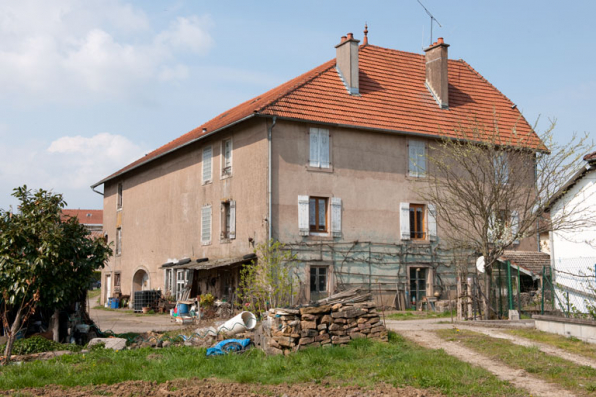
237;240;298;315
0;186;111;364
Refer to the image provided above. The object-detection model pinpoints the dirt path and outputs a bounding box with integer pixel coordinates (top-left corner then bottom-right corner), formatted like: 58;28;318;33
398;329;573;397
464;327;596;370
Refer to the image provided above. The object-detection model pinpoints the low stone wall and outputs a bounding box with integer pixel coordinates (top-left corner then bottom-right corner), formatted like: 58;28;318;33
263;301;388;355
533;314;596;344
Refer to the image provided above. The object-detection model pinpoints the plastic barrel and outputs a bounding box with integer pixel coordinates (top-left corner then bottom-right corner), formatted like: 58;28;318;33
177;303;190;315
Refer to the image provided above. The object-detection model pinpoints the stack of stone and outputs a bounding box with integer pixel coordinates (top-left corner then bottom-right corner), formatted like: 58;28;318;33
264;300;388;355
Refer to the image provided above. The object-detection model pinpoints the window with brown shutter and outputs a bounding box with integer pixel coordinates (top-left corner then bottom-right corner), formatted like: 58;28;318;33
309;197;328;232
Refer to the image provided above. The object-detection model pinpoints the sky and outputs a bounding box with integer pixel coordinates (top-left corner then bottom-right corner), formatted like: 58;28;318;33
0;0;594;210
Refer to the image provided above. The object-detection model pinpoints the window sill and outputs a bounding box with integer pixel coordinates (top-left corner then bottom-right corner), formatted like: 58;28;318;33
202;180;213;186
220;173;232;180
306;165;333;173
201;241;211;246
219;238;232;244
406;174;427;180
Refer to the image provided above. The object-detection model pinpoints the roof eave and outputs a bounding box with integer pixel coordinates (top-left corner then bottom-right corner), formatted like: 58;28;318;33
90;113;258;189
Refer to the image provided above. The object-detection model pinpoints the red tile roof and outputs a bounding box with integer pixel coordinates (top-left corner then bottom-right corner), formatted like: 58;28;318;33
500;250;550;276
94;43;543;186
583;151;596;161
61;209;103;226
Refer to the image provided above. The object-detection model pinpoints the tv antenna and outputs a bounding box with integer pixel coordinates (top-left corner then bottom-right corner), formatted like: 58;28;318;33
417;0;442;46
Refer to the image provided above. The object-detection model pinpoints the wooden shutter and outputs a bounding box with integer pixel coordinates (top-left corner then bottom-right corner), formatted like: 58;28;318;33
202;146;212;183
330;197;342;237
428;203;437;241
320;129;330;168
400;202;410;240
298;195;309;236
309;129;319;167
201;205;211;244
229;200;236;239
511;210;519;244
409;140;425;177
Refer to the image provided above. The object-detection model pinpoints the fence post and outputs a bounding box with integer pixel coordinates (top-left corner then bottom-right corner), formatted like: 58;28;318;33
517;265;521;313
550;266;556;313
498;263;503;318
507;260;513;310
541;265;545;315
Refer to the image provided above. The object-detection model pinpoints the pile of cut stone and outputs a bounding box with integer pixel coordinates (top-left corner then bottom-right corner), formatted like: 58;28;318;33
262;289;388;355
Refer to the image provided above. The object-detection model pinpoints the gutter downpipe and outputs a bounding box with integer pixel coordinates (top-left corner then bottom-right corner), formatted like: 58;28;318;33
91;186;104;196
268;116;277;244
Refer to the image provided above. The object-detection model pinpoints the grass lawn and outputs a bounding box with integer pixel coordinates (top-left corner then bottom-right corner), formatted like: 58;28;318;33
387;310;455;321
437;328;596;395
506;328;596;361
87;289;101;300
0;333;526;396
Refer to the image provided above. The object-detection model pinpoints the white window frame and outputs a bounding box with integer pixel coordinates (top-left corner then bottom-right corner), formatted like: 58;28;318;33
408;140;427;178
298;195;341;237
220;200;236;240
221;138;233;178
400;202;437;242
202;146;213;184
164;269;174;296
309;128;330;169
201;204;212;245
176;269;188;301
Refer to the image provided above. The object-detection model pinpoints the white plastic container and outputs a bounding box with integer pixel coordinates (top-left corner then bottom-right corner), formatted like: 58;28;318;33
217;311;256;336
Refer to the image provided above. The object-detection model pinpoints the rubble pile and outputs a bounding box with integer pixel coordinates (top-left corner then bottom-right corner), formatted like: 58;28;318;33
263;290;388;355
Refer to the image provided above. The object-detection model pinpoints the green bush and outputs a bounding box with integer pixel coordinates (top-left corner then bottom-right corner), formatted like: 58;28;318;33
0;336;81;355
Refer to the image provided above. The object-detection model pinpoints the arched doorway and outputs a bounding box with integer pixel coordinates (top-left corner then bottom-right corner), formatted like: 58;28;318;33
132;269;150;292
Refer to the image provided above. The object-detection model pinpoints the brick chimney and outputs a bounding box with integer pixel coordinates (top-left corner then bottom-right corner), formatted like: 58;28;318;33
335;33;360;95
424;37;449;109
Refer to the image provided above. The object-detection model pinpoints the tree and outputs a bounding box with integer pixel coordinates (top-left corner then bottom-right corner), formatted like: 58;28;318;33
237;240;298;315
418;120;595;319
0;186;112;364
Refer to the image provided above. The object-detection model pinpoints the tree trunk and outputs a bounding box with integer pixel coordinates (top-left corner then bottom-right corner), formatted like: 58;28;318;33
52;309;60;343
3;307;23;365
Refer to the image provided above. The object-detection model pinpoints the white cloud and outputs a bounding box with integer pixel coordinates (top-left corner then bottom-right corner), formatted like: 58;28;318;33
0;1;214;103
0;133;146;209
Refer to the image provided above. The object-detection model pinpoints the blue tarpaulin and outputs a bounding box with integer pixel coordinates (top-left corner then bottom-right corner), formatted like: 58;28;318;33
206;338;252;356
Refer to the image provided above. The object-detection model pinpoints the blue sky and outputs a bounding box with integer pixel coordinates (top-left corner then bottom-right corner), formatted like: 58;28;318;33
0;0;593;210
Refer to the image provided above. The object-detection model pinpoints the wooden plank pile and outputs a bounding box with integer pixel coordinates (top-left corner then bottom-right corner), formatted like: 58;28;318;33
263;289;388;355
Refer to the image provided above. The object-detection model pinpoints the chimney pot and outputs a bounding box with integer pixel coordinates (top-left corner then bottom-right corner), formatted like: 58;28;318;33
437;37;444;44
341;35;347;42
347;33;354;40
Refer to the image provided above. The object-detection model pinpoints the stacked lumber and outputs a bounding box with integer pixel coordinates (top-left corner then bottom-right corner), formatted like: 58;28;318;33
264;291;388;355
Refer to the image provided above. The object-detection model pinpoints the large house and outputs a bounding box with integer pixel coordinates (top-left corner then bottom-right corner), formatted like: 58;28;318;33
92;30;543;308
547;152;596;313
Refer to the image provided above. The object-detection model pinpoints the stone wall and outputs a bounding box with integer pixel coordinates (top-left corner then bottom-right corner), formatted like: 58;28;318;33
262;300;388;355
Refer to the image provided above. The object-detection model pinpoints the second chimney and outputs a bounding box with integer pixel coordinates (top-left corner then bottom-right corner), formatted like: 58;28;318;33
424;37;449;109
335;33;360;95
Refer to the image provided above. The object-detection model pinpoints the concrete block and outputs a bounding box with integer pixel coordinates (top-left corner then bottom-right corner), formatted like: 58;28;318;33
508;310;520;321
88;338;127;351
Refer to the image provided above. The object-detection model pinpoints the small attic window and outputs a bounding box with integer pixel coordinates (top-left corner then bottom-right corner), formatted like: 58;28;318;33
86;213;92;218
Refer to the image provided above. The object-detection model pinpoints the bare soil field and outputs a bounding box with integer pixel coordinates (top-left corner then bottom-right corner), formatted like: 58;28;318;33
1;378;441;397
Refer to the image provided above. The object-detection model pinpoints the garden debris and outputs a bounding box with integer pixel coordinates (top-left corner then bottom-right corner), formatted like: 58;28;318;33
206;338;253;356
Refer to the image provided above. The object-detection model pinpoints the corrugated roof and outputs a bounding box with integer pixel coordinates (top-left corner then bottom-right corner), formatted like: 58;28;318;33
94;43;543;187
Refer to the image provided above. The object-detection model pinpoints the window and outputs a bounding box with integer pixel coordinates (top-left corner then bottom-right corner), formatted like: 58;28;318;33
202;146;212;184
400;203;437;241
309;197;328;232
408;140;426;177
176;270;188;300
116;227;122;255
222;139;232;176
201;205;212;244
164;269;174;295
409;204;426;240
114;272;121;287
309;128;330;168
220;200;236;240
310;266;328;300
117;183;123;209
298;195;342;237
493;152;509;184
